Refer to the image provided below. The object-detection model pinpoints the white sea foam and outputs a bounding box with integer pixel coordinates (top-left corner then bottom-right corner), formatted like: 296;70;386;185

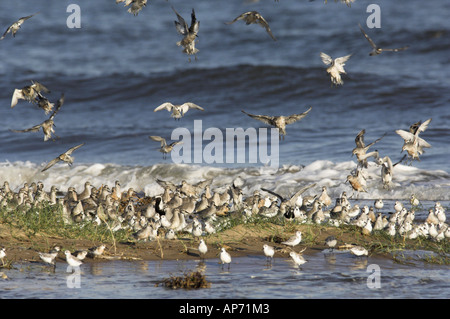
0;160;449;201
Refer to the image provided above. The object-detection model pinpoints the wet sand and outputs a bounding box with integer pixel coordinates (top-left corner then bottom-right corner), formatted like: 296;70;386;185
0;222;428;266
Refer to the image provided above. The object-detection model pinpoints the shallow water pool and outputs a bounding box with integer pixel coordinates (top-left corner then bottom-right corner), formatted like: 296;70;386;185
0;249;448;299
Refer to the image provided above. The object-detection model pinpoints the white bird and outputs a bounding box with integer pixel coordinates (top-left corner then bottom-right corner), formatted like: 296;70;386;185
154;102;204;120
65;250;82;267
165;229;176;240
281;231;302;248
394;201;403;213
376;155;405;189
38;246;60;265
160;215;172;228
289;251;307;268
324;236;337;251
0;248;6;266
349;246;368;257
374;199;384;212
320;52;352;86
88;244;106;258
396;119;432;162
192;224;203;238
410;194;420;207
263;244;275;262
73;250;88;261
220;248;232;269
198;239;208;259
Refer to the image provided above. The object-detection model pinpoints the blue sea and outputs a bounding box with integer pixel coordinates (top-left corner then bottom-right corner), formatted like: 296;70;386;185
0;0;449;201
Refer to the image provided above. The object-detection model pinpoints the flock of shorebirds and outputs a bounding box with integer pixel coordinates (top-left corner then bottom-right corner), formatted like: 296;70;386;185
0;1;444;269
0;173;448;268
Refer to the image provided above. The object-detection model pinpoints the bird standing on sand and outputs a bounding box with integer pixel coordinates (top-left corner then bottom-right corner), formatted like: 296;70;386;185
374;199;384;212
281;231;302;248
320;52;352;86
318;186;332;208
410;194;420;207
0;12;39;40
41;143;85;172
88;244;106;258
242;107;312;140
149;136;183;159
154;102;204;120
225;11;277;41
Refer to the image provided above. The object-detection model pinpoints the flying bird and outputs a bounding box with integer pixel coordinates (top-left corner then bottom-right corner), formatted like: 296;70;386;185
396;118;432;163
225;11;277;41
41;143;85;172
320;52;352;86
172;6;200;61
352;129;385;168
0;12;39;40
36;95;55;115
346;170;368;198
261;183;316;209
10;93;64;141
154;102;204;120
149;136;183;159
116;0;147;16
358;24;409;56
241;107;312;140
323;0;356;6
11;81;50;108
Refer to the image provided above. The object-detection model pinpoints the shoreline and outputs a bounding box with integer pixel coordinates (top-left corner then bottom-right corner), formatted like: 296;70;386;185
1;222;448;267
